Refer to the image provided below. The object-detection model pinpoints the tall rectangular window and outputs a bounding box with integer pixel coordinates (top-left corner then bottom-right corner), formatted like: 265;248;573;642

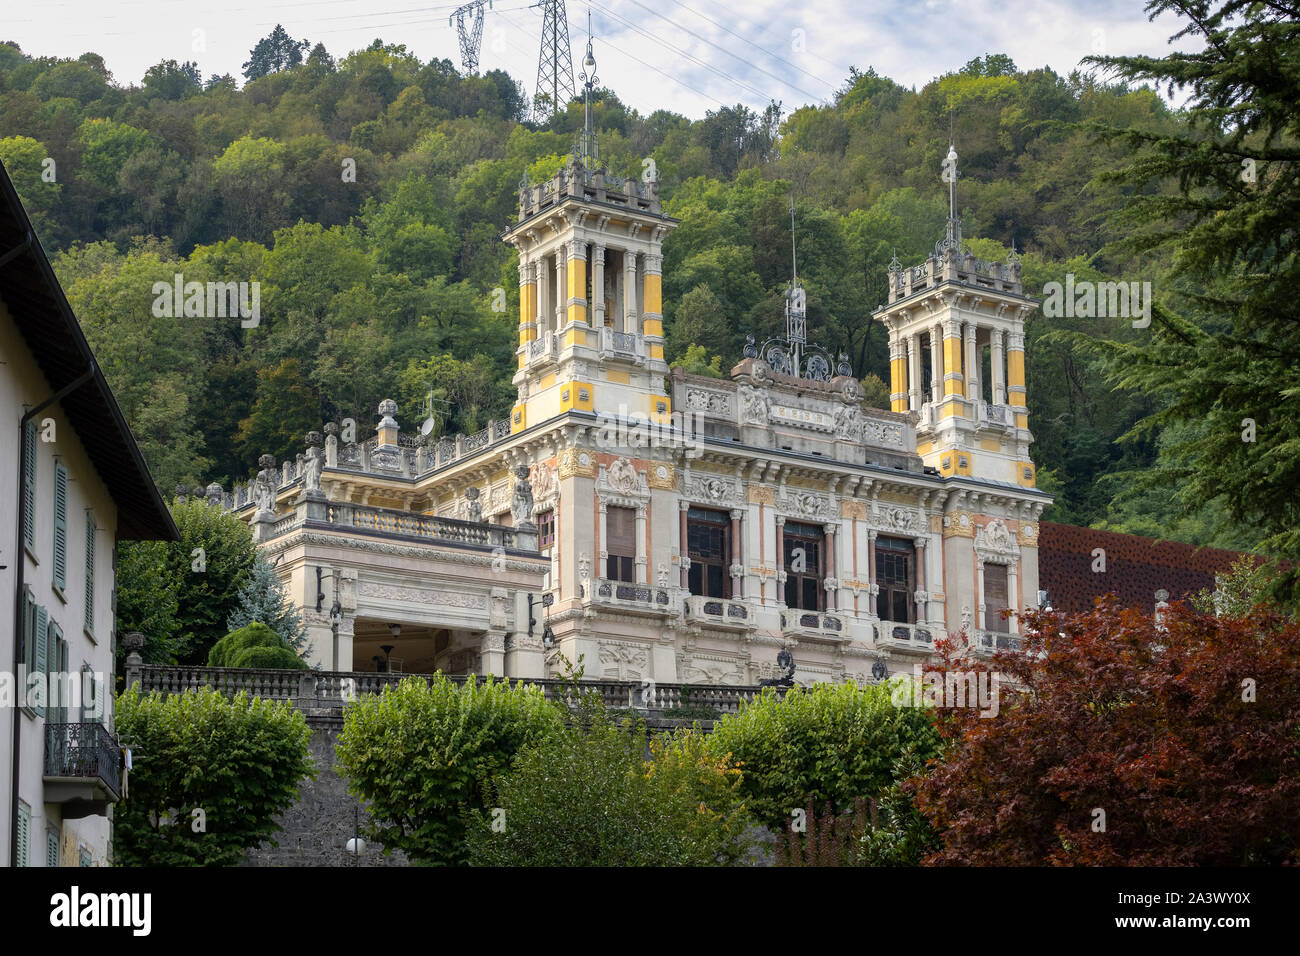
605;505;636;583
53;462;68;591
537;509;555;550
23;420;36;551
84;516;96;638
783;521;823;611
687;507;730;599
984;563;1009;633
875;536;915;623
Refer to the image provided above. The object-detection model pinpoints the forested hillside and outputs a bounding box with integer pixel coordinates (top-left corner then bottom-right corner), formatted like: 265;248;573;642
0;29;1263;549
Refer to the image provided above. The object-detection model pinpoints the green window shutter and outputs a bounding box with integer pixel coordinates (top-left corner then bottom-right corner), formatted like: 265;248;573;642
53;463;68;590
47;828;60;867
23;421;36;550
34;605;48;718
78;846;92;868
48;629;65;725
22;588;35;679
84;517;96;636
16;801;30;867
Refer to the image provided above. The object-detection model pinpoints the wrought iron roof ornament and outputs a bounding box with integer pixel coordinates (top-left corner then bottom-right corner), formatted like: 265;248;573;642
743;199;851;383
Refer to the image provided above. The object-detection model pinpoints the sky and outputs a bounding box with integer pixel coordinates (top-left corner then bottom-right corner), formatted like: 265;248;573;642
4;0;1191;117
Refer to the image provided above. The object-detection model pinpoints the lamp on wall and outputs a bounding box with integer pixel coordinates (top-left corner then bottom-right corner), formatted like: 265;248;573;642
528;593;555;648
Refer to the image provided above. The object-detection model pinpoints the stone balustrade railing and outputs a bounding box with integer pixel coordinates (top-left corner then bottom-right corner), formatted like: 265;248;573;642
127;664;772;718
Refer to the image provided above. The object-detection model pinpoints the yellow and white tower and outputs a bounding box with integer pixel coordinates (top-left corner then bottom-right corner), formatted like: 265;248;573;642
505;38;677;432
873;147;1038;489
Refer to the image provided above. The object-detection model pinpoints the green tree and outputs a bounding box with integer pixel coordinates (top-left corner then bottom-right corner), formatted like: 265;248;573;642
225;552;307;652
114;687;314;866
466;697;753;866
706;681;940;831
114;500;259;670
1075;0;1300;602
212;136;291;241
335;675;564;865
235;358;321;466
242;25;310;81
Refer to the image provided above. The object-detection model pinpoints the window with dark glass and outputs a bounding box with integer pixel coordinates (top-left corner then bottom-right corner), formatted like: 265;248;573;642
605;505;636;582
538;509;555;550
687;507;730;598
983;563;1009;632
782;521;823;611
875;536;914;623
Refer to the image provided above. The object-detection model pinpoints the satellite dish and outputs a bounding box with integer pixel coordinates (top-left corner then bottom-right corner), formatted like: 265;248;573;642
420;416;436;437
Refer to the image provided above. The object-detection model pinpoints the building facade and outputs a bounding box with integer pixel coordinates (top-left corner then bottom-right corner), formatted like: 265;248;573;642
0;162;177;867
223;147;1052;687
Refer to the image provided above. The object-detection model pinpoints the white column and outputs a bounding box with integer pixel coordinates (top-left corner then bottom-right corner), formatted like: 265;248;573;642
598;498;608;580
913;537;927;624
623;251;639;334
536;255;548;335
555;241;567;330
635;503;648;584
992;328;1006;405
1008;560;1020;635
975;559;986;635
964;323;979;401
592;245;606;328
929;324;943;405
907;333;921;410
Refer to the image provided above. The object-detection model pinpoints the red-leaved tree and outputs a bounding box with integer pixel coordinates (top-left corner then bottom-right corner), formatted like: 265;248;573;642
915;600;1300;865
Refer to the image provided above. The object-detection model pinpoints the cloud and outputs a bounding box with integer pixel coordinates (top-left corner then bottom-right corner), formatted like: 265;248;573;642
8;0;1195;118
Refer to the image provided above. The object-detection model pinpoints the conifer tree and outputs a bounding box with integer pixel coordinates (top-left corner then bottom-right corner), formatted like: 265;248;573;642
226;552;306;652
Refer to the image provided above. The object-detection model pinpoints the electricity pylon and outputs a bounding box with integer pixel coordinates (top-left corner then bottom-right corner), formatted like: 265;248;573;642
530;0;575;123
450;0;492;74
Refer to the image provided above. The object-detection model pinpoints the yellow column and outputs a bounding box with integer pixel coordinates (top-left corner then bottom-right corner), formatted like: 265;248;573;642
942;318;964;398
518;259;537;369
889;336;908;413
566;242;587;328
1007;329;1027;428
643;252;664;361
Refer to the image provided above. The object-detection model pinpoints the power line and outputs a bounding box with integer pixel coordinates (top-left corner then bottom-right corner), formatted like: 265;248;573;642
662;0;844;92
614;0;827;104
531;0;576;121
586;0;773;105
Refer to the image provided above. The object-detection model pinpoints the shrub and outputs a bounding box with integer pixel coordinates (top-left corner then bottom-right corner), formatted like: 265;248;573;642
114;686;314;866
208;621;307;669
465;695;753;866
706;681;940;831
335;674;563;866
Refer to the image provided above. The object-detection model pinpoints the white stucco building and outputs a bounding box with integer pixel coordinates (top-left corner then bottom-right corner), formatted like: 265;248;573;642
0;161;177;867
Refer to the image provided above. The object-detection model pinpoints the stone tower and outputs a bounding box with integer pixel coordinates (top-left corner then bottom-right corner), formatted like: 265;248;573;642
873;217;1038;489
504;151;678;433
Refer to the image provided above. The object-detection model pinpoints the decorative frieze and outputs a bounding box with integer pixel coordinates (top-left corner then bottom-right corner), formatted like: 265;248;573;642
558;447;596;479
358;581;489;609
943;510;976;538
646;462;675;490
684;387;734;417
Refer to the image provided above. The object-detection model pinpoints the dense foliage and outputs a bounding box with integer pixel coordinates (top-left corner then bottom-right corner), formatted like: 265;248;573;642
915;602;1300;865
1069;0;1300;594
334;675;564;866
114;686;314;866
114;499;259;673
465;697;754;866
0;26;1264;547
706;681;940;831
208;622;307;670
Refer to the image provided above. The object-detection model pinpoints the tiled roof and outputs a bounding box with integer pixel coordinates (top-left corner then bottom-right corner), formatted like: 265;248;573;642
1038;521;1254;614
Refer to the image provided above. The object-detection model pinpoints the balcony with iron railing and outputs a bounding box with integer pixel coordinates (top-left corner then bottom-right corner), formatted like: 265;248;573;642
44;722;123;818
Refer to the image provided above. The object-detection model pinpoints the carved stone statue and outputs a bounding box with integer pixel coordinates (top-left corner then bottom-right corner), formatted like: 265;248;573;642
302;431;324;498
252;454;277;516
739;385;769;426
512;466;535;528
465;486;483;523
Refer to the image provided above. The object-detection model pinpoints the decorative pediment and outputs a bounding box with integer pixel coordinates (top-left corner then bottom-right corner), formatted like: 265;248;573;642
685;472;741;505
975;518;1019;560
596;456;649;505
